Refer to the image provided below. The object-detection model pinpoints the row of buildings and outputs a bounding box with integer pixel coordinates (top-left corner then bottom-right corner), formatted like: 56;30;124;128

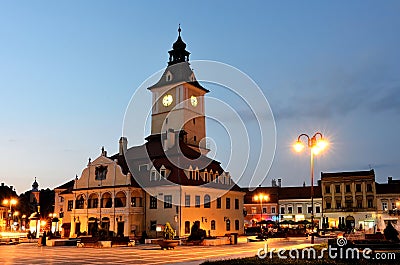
54;160;400;238
50;27;400;239
244;170;400;234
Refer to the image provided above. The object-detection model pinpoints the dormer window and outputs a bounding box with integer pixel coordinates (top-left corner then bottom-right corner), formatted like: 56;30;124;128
150;167;157;181
160;165;167;180
214;172;219;183
204;171;208;182
95;166;108;180
139;164;148;172
188;165;194;180
166;71;173;82
190;73;195;82
226;174;231;185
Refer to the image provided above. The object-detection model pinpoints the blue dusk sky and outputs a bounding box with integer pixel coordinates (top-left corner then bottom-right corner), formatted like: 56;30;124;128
1;1;399;193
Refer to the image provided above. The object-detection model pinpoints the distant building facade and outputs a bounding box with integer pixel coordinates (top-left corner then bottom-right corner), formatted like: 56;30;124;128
243;170;400;234
279;185;322;228
321;170;377;231
243;186;279;227
0;206;7;231
376;177;400;231
243;180;322;228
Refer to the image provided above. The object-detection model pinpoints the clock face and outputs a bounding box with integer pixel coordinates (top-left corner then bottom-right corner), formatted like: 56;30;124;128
162;94;173;106
190;95;198;107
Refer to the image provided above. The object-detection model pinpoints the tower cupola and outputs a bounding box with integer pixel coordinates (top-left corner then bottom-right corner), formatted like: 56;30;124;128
168;25;190;65
32;177;39;191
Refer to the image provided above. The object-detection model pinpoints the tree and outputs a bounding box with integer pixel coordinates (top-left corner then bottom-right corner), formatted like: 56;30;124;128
163;222;175;240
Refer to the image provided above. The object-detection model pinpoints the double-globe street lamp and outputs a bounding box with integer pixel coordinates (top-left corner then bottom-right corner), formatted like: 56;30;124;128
293;132;328;244
253;193;269;222
2;198;17;231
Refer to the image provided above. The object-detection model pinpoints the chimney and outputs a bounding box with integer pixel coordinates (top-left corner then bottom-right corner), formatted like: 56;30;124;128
278;178;282;187
101;146;107;157
388;176;393;184
163;129;176;151
1;183;3;187
271;179;276;187
10;185;13;191
119;137;128;155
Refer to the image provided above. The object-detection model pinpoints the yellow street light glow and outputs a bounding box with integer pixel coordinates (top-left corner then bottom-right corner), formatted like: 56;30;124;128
254;193;269;202
40;220;47;227
3;198;17;206
312;146;321;155
293;141;305;152
316;139;328;151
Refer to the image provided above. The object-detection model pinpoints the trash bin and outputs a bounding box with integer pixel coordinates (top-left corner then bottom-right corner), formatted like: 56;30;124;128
230;233;238;244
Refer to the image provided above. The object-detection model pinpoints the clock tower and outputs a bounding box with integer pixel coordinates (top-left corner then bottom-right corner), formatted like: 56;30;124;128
148;26;209;153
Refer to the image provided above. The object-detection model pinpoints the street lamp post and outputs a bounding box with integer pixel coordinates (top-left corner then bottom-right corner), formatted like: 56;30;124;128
253;193;269;222
2;198;17;231
293;132;328;244
49;213;57;233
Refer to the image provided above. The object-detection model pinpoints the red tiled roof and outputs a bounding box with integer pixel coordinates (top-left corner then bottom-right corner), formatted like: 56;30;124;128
124;132;241;191
376;183;400;194
278;185;322;199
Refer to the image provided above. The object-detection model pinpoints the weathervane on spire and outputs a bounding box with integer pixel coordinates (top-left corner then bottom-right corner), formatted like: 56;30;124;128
178;24;181;36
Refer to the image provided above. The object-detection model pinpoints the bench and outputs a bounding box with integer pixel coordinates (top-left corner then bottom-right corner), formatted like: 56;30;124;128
77;237;101;248
110;236;132;247
0;238;19;245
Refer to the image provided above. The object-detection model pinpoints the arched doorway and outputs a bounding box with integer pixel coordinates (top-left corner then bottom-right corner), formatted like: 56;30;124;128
88;217;99;236
101;217;110;234
346;216;355;230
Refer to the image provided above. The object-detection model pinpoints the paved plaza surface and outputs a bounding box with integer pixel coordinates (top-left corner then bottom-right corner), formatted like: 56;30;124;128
0;237;327;265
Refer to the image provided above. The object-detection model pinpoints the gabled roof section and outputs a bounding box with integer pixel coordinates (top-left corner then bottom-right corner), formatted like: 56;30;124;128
376;183;400;194
321;169;375;179
107;152;141;188
279;186;322;200
54;179;75;190
55;179;75;195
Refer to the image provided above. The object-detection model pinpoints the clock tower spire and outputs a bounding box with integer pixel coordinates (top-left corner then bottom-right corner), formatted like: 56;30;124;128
168;24;190;66
148;26;209;153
